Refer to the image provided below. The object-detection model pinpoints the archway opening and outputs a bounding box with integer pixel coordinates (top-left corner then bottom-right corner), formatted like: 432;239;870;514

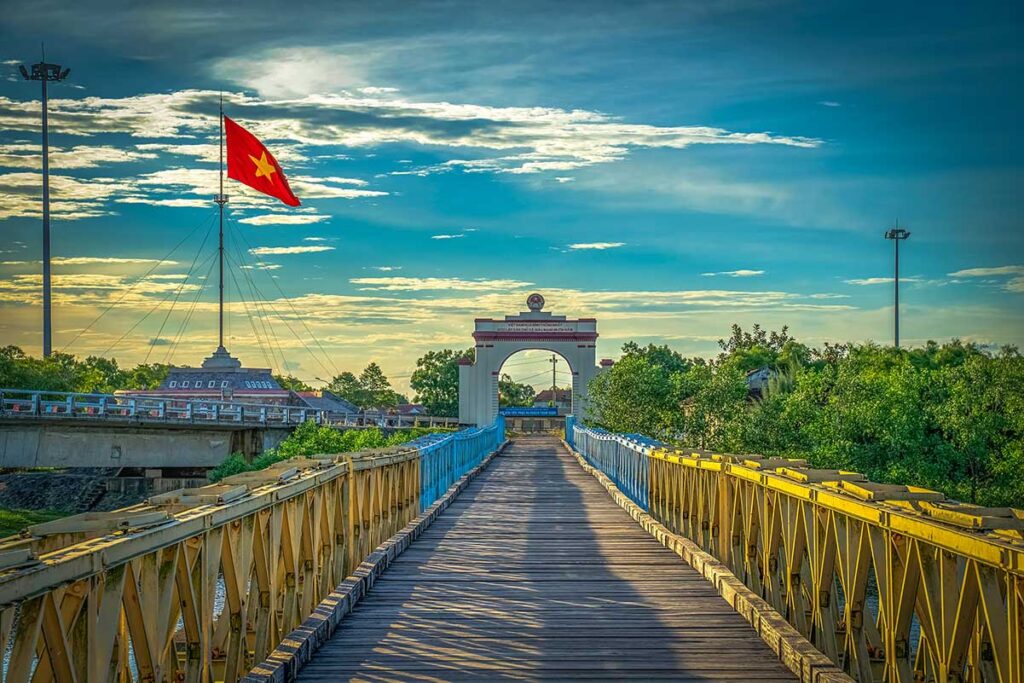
496;349;574;434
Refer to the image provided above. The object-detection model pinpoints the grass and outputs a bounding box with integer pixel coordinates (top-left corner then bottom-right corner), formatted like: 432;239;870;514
0;507;65;537
208;423;445;482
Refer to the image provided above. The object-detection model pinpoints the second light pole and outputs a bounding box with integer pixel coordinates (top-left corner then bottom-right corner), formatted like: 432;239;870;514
884;225;911;347
20;54;70;357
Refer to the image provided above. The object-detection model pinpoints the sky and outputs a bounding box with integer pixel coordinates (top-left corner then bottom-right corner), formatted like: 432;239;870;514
0;0;1021;394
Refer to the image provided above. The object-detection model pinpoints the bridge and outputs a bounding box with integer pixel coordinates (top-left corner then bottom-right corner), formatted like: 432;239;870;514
0;389;460;468
0;417;1019;682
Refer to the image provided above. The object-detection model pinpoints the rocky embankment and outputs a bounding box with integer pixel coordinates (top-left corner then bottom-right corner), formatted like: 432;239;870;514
0;469;146;515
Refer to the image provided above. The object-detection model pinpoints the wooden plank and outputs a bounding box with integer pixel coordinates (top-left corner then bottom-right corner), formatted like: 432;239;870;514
295;437;796;682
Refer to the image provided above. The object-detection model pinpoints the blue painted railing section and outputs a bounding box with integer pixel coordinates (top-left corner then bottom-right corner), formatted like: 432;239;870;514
567;419;661;511
410;416;505;511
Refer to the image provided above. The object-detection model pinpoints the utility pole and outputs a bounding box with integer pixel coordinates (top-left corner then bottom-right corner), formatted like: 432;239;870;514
549;354;558;398
20;50;69;357
884;224;911;348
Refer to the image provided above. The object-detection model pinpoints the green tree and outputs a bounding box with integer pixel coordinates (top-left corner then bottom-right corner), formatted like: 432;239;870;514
498;374;536;407
359;362;401;408
274;374;313;392
125;363;172;389
410;348;473;417
620;342;691;375
931;354;1024;505
587;354;678;436
673;361;748;449
327;371;367;407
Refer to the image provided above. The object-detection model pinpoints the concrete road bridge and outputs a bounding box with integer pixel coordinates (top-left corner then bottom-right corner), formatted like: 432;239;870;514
0;418;1019;682
0;389;459;469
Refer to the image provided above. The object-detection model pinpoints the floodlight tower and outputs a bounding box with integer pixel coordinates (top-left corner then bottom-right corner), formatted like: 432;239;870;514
20;53;70;357
884;224;911;348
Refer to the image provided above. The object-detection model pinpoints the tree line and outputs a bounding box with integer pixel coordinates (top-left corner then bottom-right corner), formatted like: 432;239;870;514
586;325;1024;508
0;345;171;393
407;348;535;416
0;345;408;411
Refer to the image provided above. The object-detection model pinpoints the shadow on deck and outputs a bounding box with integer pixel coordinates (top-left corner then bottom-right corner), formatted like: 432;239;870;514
295;437;796;681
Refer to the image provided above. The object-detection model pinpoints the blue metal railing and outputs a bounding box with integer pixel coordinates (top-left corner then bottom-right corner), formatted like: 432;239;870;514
410;416;505;511
566;418;660;510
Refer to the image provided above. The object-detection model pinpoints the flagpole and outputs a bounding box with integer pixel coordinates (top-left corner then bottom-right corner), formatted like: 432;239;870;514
216;93;227;350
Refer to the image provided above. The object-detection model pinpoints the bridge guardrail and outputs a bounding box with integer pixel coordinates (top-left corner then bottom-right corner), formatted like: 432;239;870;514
0;418;504;682
412;416;504;510
569;419;1024;683
0;388;461;430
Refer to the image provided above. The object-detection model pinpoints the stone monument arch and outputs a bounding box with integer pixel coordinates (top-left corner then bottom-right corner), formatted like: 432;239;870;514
458;294;609;426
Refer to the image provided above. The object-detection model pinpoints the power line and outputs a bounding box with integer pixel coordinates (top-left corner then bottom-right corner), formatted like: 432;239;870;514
219;230;336;381
225;249;286;373
227;218;340;377
223;252;279;372
225;237;290;374
143;221;216;364
60;210;217;353
100;249;217;358
163;255;219;365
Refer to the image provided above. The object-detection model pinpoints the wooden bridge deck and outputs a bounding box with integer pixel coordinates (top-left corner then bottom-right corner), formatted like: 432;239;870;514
296;437;796;681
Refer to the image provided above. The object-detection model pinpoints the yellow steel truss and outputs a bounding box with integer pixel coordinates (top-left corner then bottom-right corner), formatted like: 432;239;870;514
0;447;420;682
647;447;1023;683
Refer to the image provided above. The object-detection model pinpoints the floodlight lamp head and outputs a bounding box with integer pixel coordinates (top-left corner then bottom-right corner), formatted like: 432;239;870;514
18;65;29;80
59;68;70;80
885;228;910;240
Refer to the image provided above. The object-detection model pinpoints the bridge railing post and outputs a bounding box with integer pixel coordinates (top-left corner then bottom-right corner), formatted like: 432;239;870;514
259;407;267;425
31;392;40;415
185;401;193;421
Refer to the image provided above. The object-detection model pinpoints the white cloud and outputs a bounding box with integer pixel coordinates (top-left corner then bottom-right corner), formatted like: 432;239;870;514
350;276;534;292
0;143;157;169
54;256;176;266
238;214;331;226
702;269;765;277
431;233;465;240
948;265;1024;278
0;86;819;221
567;242;625;250
845;277;905;286
948;265;1024;293
371;265;402;271
818;101;841;107
248;245;335;255
0;88;819;180
117;197;211;208
555;177;575;183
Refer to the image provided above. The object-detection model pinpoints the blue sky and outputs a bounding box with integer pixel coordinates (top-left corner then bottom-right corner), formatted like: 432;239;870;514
0;1;1021;391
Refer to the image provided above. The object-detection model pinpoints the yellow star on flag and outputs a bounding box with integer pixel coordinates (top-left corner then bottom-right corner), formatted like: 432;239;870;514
248;151;277;182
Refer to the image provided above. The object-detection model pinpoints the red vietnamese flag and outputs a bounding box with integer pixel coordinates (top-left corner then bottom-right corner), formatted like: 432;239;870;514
224;115;300;206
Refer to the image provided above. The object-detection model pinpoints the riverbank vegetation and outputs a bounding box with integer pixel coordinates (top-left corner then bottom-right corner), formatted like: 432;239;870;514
207;420;441;481
587;326;1023;507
